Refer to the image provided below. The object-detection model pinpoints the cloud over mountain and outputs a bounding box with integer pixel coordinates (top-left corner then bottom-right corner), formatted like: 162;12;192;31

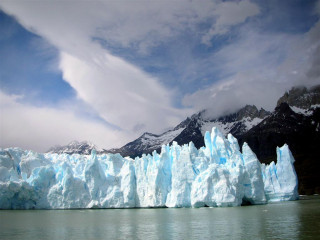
0;0;319;151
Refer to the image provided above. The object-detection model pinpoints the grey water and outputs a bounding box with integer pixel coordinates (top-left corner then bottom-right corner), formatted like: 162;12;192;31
1;196;320;240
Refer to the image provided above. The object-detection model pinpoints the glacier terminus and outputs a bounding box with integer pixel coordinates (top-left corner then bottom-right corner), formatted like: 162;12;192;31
0;127;299;209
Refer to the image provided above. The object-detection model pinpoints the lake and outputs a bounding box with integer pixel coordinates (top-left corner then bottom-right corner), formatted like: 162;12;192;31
1;196;320;240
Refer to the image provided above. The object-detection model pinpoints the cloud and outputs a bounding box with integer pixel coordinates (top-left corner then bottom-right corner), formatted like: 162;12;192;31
305;21;320;81
315;0;320;14
0;0;318;151
183;16;320;117
202;0;260;45
59;50;189;133
0;91;128;152
183;74;288;119
0;0;262;53
0;0;196;136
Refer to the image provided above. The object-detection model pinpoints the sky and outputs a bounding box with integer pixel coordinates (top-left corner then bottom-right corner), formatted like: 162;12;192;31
0;0;319;152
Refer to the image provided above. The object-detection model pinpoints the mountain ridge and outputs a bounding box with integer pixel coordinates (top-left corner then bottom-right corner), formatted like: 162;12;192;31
101;104;271;157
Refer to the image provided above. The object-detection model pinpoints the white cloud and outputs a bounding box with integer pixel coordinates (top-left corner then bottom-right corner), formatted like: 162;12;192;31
59;50;189;133
183;74;288;119
0;91;128;152
0;0;197;137
183;18;320;117
0;0;318;151
202;0;260;45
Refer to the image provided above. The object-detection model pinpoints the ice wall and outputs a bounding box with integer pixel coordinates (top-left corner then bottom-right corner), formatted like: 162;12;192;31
0;127;298;209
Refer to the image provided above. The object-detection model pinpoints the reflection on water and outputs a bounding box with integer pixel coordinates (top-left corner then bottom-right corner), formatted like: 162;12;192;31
1;196;320;240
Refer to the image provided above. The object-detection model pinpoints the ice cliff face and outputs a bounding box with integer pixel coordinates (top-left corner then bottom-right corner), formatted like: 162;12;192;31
0;127;298;209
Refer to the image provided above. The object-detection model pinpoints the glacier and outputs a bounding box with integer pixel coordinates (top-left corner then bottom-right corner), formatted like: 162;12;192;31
0;127;298;209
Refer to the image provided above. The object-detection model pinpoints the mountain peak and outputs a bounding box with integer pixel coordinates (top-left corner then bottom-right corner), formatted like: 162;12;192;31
277;84;320;109
236;105;271;120
237;105;259;120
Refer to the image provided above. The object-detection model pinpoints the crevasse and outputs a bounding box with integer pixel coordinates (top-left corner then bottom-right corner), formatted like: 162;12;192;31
0;127;298;209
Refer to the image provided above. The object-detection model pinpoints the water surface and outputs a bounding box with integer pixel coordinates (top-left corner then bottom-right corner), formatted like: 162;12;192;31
1;196;320;240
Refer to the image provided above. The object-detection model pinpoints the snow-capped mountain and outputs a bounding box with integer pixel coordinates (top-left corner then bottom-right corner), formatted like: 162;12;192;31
47;141;97;155
103;105;271;158
200;105;270;137
103;117;192;157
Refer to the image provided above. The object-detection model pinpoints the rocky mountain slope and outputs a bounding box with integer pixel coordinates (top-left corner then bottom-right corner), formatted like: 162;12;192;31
104;117;191;157
103;105;270;157
47;141;97;155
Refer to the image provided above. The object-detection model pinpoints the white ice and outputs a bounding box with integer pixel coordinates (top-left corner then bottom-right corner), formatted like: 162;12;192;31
0;127;298;209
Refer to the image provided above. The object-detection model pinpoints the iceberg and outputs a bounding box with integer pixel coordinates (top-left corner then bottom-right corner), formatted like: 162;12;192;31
0;127;298;209
261;144;299;202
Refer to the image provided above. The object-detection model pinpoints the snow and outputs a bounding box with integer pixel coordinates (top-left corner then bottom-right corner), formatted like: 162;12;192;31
140;128;184;149
243;117;264;130
201;117;264;137
201;121;233;136
0;127;299;209
48;141;99;155
311;104;320;109
289;106;313;116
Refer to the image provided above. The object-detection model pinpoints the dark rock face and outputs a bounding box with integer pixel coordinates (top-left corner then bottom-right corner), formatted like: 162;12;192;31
236;105;270;120
172;117;205;149
277;85;320;108
211;105;271;137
